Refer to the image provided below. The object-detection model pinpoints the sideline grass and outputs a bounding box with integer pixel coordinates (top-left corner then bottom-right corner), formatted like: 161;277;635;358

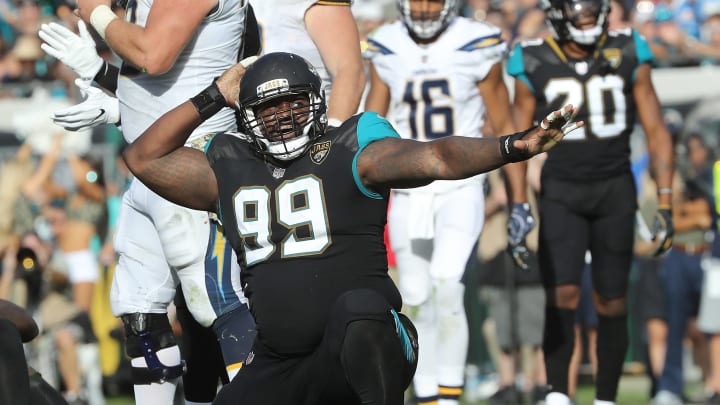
105;375;656;405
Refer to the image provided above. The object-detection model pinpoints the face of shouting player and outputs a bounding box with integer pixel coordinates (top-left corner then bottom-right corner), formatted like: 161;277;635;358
255;94;312;142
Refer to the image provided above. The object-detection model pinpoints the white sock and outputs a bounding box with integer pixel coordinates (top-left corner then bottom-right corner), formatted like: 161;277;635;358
435;281;469;389
594;400;616;405
546;392;572;405
438;399;460;405
407;301;438;400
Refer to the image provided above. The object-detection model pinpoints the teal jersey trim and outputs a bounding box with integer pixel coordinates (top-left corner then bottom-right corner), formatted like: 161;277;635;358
506;43;534;93
391;309;416;364
352;112;400;199
633;29;654;65
633;29;654;82
203;134;216;154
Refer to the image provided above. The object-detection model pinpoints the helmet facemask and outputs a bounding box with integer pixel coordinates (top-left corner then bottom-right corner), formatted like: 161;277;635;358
544;0;609;45
237;52;328;161
398;0;458;40
238;89;326;161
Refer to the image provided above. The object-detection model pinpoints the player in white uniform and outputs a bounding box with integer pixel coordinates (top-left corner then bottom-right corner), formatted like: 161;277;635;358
41;0;251;404
364;1;518;403
251;0;365;124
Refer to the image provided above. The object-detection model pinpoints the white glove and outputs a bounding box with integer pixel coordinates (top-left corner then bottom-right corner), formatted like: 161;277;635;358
52;79;120;131
39;20;104;80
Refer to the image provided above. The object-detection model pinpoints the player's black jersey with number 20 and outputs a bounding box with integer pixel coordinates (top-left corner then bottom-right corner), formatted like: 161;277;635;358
204;112;403;356
507;29;654;181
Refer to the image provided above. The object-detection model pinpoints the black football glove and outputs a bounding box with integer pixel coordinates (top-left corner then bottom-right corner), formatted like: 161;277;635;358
507;203;536;270
651;206;674;257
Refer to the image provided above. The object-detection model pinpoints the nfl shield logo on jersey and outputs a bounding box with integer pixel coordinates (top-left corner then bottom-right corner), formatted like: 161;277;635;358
310;141;332;165
272;167;286;179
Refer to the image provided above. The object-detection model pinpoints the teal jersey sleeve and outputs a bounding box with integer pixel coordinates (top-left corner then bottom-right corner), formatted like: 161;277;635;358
633;29;654;65
352;112;400;199
506;43;534;93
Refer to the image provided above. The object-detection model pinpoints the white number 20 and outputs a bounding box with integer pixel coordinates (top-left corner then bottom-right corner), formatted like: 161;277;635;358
233;176;331;266
544;74;627;140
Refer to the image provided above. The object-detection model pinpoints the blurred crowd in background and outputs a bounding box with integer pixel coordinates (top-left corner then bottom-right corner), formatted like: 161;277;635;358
1;0;720;404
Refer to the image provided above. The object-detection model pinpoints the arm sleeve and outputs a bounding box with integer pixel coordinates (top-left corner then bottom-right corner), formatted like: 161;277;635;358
93;61;120;94
506;43;534;93
240;3;262;59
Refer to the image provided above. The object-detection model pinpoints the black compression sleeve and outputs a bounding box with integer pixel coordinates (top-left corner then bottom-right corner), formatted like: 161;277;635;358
93;61;120;93
240;3;262;60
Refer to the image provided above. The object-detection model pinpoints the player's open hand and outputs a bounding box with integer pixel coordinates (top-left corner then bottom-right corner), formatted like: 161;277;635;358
216;56;258;107
516;105;583;155
39;20;103;80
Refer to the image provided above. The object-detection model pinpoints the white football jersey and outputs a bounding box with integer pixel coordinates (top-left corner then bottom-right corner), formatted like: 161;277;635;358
251;0;350;104
365;17;506;141
117;0;246;143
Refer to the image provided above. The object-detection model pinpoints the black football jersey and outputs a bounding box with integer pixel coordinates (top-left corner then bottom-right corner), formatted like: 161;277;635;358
205;112;402;355
507;29;655;180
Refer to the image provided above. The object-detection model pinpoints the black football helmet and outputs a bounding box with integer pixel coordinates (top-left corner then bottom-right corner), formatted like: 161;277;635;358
397;0;459;40
541;0;610;45
237;52;327;161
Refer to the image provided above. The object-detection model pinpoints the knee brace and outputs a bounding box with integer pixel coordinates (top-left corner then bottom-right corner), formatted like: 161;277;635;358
121;313;186;385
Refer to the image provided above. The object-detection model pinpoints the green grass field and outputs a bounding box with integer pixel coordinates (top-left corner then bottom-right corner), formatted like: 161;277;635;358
103;374;660;405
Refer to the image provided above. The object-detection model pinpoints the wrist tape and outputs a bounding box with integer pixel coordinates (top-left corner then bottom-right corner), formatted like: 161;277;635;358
90;5;118;40
190;81;227;121
498;127;534;163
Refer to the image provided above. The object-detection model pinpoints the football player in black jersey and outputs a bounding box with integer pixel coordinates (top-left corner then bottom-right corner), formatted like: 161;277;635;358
122;52;582;405
507;0;675;404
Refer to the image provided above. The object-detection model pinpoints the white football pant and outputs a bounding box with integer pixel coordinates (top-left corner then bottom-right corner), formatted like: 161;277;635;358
389;181;485;401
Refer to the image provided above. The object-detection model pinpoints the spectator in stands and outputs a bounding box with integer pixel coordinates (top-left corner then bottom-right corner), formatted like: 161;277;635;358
478;168;547;405
7;34;47;82
608;0;630;30
695;13;720;64
697;126;720;404
652;171;712;405
16;133;104;313
1;229;102;405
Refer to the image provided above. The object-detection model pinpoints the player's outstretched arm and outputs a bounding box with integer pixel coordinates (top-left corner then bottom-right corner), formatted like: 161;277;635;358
358;105;583;192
